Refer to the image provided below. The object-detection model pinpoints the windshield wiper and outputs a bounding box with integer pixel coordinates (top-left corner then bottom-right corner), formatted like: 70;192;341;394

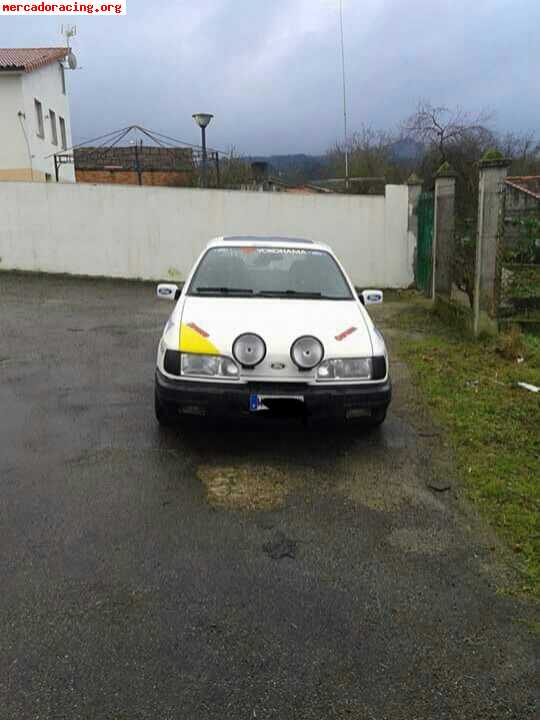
195;286;254;295
258;289;323;298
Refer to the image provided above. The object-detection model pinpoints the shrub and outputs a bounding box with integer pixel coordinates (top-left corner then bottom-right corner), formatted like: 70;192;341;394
481;148;504;162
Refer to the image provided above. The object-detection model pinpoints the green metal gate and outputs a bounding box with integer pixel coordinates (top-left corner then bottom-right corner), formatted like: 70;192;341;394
416;191;434;294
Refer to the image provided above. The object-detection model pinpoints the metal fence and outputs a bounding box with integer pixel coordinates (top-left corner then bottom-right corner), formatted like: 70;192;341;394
416;191;434;295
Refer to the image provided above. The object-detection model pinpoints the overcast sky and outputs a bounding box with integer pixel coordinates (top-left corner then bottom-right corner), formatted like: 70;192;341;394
0;0;538;154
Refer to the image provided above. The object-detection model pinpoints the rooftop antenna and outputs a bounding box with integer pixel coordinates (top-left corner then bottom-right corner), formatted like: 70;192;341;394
62;24;77;47
61;25;78;69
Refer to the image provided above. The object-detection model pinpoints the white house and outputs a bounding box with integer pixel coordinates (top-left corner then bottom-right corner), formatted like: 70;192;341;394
0;48;75;183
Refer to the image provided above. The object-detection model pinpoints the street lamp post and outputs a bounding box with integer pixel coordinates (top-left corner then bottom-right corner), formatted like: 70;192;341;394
192;112;214;187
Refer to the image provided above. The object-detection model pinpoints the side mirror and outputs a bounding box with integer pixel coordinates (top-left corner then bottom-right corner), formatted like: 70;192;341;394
156;282;184;301
360;289;383;305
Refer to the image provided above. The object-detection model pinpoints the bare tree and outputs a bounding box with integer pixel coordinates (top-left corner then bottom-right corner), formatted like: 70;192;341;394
404;101;493;163
326;124;409;192
498;131;540;175
498;131;535;157
216;146;252;188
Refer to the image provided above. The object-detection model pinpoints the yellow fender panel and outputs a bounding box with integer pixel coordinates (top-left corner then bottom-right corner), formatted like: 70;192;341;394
179;323;220;355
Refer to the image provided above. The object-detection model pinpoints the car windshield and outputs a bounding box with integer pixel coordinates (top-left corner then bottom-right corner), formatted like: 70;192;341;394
188;246;353;299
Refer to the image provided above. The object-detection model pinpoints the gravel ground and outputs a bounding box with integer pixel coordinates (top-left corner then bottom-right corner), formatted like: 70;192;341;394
0;273;538;719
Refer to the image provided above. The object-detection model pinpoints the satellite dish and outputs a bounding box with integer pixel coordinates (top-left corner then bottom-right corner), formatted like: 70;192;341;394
67;51;77;70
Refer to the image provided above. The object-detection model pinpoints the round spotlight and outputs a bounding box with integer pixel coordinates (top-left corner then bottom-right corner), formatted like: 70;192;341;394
291;335;324;370
232;333;266;368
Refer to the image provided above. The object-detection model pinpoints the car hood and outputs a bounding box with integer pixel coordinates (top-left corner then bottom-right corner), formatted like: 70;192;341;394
175;296;373;381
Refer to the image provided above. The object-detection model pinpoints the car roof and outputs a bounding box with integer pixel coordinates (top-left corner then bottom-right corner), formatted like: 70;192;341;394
206;235;331;251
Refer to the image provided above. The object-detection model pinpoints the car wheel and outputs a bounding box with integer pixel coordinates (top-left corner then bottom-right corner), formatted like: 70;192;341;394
154;387;178;427
367;407;387;427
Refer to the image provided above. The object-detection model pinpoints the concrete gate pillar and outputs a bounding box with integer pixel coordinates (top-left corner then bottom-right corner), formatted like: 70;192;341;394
432;163;457;299
407;173;423;286
473;155;511;336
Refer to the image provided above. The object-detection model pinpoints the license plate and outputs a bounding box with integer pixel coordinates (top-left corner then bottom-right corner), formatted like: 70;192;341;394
249;393;305;412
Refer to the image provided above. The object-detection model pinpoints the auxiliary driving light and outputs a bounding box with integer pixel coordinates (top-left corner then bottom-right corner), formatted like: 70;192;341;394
232;333;266;368
290;335;324;370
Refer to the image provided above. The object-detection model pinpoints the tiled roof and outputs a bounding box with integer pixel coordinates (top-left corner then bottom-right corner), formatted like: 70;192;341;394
0;47;68;73
505;176;540;200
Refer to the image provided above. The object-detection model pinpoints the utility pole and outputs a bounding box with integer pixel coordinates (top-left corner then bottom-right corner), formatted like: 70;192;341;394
339;0;349;191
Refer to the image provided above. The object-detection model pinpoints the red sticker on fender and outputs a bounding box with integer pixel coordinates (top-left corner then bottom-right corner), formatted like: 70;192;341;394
187;322;210;338
335;326;357;341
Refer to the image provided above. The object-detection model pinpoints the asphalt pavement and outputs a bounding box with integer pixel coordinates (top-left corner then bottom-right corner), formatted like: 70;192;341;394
0;273;538;719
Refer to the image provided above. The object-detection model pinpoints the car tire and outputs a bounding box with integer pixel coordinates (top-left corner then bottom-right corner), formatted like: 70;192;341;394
154;387;178;427
367;407;387;427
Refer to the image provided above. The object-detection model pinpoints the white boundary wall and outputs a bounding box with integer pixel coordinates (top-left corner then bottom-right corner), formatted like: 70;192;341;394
0;182;413;287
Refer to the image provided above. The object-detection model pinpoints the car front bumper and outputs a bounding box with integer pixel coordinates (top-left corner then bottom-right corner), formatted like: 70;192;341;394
155;369;391;420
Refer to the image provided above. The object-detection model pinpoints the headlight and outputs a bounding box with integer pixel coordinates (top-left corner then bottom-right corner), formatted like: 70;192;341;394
290;336;324;370
180;353;239;379
317;357;372;380
232;333;266;368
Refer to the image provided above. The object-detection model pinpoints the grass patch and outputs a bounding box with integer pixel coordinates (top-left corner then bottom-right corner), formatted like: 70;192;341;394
388;301;540;597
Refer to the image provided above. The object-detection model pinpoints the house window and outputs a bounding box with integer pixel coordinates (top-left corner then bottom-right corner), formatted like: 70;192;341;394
59;116;67;150
34;99;44;138
49;110;58;145
60;63;66;94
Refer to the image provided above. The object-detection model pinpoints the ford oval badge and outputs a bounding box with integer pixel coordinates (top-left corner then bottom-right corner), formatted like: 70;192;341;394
271;362;286;370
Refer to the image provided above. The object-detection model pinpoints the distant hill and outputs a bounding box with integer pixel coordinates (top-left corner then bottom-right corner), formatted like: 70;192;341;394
249;139;424;182
249;154;328;181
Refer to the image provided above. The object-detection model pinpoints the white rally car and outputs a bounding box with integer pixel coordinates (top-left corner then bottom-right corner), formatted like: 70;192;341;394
155;236;391;425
